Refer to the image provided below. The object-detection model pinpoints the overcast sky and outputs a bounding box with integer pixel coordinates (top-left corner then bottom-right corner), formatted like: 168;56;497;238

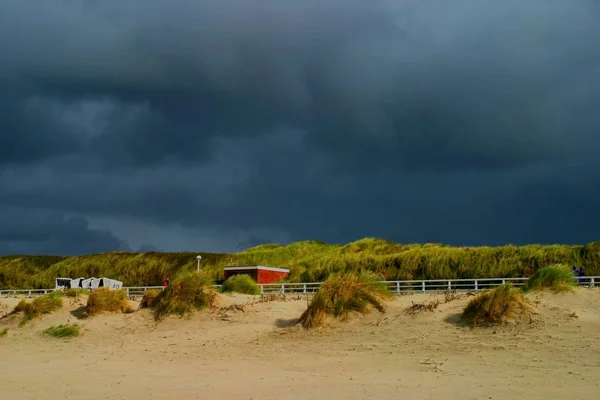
1;0;600;255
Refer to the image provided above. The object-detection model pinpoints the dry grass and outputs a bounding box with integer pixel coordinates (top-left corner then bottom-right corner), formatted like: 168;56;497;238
404;299;441;315
13;291;64;326
84;288;132;317
461;284;534;327
152;272;217;321
526;264;577;293
140;289;163;309
298;272;393;329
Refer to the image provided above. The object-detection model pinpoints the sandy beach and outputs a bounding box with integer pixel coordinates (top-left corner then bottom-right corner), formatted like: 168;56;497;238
1;289;599;400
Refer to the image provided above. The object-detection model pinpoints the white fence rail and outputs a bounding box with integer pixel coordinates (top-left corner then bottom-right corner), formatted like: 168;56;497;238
1;276;598;298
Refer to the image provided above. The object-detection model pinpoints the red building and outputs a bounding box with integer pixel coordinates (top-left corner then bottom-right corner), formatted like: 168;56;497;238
223;265;290;284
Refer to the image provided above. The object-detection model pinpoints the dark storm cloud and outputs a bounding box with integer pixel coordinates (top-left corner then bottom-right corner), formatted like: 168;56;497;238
1;0;600;254
0;207;130;255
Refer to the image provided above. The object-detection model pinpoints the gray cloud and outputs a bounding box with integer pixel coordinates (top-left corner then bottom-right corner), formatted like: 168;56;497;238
1;1;600;254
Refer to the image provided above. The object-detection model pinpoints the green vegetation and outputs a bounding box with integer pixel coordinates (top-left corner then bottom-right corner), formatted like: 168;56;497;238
461;284;534;327
220;274;260;295
13;291;64;326
151;272;216;321
84;288;132;317
526;264;576;293
299;271;393;329
0;328;8;337
42;323;81;338
1;238;599;289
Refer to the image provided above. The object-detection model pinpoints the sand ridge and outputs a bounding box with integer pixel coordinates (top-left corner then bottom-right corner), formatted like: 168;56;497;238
1;289;599;400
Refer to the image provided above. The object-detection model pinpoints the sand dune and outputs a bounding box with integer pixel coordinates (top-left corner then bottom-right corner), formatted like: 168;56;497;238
1;289;599;400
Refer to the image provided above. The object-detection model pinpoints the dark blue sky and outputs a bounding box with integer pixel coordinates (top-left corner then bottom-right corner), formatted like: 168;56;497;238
1;0;600;255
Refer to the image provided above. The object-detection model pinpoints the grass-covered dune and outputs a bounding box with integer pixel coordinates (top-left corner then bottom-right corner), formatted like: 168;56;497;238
1;238;599;289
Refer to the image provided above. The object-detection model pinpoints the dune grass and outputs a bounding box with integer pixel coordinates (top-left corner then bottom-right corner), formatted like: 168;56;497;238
84;288;132;317
13;291;64;326
0;328;7;337
526;264;577;293
140;288;163;309
65;288;87;297
1;238;599;289
43;323;81;338
151;272;217;321
299;271;393;329
220;274;260;295
461;284;534;327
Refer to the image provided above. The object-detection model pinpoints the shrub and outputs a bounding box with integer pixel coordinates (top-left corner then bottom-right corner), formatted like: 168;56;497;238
140;289;163;309
0;328;8;337
13;291;64;326
84;288;131;317
526;264;576;293
220;274;260;295
152;272;217;321
298;272;393;329
461;284;534;327
43;323;81;338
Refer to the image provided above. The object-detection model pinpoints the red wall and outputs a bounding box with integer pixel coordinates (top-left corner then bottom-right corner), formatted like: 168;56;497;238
257;269;289;284
223;268;288;284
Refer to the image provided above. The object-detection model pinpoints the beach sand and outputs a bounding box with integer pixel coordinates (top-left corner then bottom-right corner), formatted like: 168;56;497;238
1;289;599;400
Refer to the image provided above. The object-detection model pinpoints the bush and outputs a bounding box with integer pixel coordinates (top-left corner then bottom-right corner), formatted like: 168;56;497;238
526;264;576;293
13;291;64;326
220;274;260;295
461;284;534;327
152;272;216;321
84;288;131;317
0;328;8;337
298;272;393;329
43;323;80;338
140;289;163;308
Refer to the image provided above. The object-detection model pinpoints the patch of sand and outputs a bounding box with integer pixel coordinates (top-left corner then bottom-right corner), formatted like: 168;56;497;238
1;289;599;400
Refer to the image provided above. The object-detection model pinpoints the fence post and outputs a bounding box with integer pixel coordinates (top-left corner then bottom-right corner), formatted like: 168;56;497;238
421;281;425;293
447;280;451;291
591;277;595;288
474;280;478;291
281;284;285;295
501;279;506;285
260;285;264;294
126;287;129;297
303;283;307;294
395;281;400;293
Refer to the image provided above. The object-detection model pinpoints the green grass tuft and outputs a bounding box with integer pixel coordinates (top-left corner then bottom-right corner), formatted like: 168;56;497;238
299;271;393;329
526;264;577;293
84;288;132;317
0;328;8;337
13;291;64;326
152;272;216;321
461;284;534;327
43;323;80;338
220;274;260;295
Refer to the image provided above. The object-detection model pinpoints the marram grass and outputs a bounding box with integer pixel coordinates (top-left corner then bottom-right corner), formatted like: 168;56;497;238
461;284;534;327
1;238;599;289
43;323;80;338
12;291;64;326
299;271;393;329
525;264;577;293
220;274;260;295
